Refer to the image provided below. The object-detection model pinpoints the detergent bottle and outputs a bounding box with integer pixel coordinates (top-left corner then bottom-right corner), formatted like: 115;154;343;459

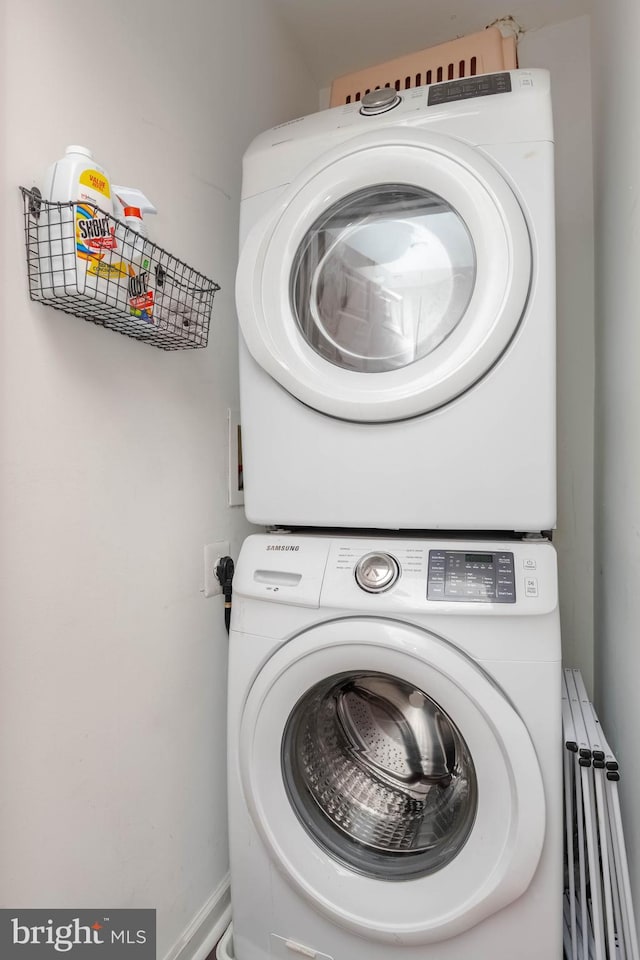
41;145;116;297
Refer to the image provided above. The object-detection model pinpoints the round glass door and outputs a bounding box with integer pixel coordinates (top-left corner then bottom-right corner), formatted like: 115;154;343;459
291;185;476;373
236;129;532;422
282;670;477;880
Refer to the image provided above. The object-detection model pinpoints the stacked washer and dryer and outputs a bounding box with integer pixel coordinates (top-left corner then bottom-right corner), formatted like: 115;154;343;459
225;69;562;960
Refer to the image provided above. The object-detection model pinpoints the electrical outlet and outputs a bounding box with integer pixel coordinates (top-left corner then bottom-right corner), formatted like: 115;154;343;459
203;540;230;598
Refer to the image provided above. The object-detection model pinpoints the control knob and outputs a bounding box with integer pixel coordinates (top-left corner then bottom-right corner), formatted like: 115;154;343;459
359;87;401;116
355;552;400;593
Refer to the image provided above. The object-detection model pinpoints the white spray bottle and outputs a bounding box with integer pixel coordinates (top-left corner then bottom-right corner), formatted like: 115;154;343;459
112;186;157;323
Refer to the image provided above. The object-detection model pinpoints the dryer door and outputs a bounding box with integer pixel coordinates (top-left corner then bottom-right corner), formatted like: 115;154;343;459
239;617;546;945
236;129;532;423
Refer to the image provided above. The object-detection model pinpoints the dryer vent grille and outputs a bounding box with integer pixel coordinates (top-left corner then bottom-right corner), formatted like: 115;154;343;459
329;26;517;107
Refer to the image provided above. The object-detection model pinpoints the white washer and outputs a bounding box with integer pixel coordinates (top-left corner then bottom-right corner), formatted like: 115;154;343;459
227;533;562;960
236;70;556;531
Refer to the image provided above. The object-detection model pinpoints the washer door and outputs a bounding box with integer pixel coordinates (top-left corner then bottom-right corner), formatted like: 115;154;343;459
239;618;546;945
236;129;531;423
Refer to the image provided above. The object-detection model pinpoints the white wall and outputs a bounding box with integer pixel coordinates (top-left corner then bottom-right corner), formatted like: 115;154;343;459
591;0;640;919
0;2;317;957
519;16;595;689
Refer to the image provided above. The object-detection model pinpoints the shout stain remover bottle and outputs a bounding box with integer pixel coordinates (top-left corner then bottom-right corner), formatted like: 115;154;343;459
41;145;116;298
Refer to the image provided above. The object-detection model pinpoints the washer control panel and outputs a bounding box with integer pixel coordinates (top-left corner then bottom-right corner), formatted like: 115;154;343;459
237;536;557;613
427;550;516;603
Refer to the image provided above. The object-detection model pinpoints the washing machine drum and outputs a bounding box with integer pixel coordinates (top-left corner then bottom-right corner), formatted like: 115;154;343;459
236;129;532;422
282;671;477;880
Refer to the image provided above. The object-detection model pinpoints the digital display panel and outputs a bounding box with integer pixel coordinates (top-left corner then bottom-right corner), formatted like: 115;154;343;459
465;553;493;563
427;73;512;106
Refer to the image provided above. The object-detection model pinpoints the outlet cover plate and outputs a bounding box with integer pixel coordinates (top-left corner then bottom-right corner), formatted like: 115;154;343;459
203;540;230;598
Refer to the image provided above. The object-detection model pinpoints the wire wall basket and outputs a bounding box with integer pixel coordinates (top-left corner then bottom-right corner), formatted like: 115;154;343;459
20;187;220;351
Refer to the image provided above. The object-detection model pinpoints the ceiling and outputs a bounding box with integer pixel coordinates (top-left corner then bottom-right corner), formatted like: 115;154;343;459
269;0;591;88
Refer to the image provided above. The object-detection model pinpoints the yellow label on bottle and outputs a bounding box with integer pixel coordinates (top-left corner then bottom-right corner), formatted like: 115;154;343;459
87;259;130;280
79;168;111;199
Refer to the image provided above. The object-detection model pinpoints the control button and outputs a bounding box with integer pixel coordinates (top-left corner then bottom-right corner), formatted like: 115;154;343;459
360;87;401;116
523;559;537;570
355;552;400;593
525;577;539;598
496;589;515;601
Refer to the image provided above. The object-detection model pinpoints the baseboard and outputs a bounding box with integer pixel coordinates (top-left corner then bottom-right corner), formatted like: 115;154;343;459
163;873;231;960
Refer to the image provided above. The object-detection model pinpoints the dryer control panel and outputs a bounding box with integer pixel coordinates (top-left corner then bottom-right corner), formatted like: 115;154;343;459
427;550;515;603
427;72;512;106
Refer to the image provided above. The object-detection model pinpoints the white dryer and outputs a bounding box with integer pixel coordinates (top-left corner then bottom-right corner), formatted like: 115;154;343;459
236;69;555;531
227;533;563;960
